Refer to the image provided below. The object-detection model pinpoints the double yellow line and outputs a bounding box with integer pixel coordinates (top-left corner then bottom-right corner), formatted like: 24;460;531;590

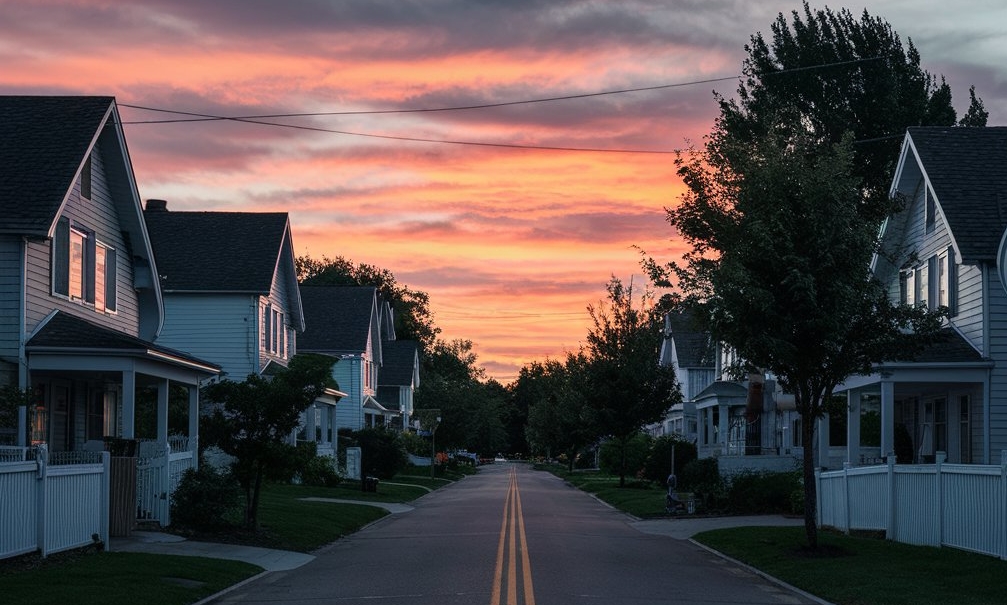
490;466;536;605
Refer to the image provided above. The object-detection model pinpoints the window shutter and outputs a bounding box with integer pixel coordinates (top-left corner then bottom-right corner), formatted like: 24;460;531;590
928;256;938;311
84;232;96;303
263;304;272;351
81;155;92;200
53;218;70;296
948;246;958;316
105;248;117;312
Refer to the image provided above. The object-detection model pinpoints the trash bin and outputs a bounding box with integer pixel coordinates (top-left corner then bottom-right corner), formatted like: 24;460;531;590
362;476;379;493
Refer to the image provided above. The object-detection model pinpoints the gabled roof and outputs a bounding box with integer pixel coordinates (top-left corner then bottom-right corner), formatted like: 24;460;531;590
0;96;115;236
694;380;747;401
884;327;985;365
379;340;420;387
26;311;219;375
898;127;1007;263
663;310;715;369
298;286;378;354
144;207;291;293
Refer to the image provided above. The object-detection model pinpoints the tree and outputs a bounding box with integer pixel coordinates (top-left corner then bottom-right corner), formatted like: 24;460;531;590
201;353;335;529
648;2;979;549
297;255;439;350
521;353;596;470
584;278;680;487
719;2;982;222
657;127;945;548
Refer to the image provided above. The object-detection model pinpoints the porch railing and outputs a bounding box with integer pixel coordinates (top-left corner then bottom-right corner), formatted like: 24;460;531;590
817;451;1007;559
0;445;109;560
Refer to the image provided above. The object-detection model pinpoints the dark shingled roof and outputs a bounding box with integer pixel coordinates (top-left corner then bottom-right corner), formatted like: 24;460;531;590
0;96;114;236
26;311;219;372
298;286;377;353
666;310;715;369
907;127;1007;263
379;340;419;386
143;209;289;292
694;380;747;401
889;327;985;365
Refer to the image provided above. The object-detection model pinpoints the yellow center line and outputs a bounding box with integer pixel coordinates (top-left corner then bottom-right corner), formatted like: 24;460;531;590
490;467;536;605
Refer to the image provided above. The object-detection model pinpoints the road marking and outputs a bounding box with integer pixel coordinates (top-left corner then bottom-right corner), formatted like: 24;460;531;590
490;467;536;605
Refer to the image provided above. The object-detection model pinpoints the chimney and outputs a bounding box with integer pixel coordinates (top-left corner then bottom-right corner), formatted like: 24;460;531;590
145;199;168;212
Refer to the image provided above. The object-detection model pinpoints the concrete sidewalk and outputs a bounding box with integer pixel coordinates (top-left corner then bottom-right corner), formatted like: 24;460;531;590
630;514;804;540
108;531;314;571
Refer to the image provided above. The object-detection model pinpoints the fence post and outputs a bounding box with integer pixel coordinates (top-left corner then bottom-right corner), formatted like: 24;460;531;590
843;462;851;533
100;451;110;551
886;454;896;541
1000;450;1007;559
936;451;946;547
35;444;48;557
160;441;171;527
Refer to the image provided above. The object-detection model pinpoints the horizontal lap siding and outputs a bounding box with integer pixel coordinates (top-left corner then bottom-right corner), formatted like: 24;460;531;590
24;148;140;336
333;358;363;430
157;295;257;380
987;270;1007;463
0;237;21;361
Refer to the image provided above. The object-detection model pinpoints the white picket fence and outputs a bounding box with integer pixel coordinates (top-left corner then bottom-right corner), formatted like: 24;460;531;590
817;452;1007;559
0;445;110;559
136;438;195;527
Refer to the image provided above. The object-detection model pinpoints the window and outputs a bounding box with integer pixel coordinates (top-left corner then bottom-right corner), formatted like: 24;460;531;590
262;304;286;357
51;217;117;312
901;270;914;305
915;263;929;308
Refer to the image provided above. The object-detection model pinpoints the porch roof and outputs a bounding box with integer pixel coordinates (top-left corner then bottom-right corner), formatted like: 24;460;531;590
26;311;221;377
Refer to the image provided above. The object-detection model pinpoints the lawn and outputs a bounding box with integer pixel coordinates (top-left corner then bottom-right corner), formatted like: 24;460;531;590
0;551;260;605
694;526;1007;605
543;466;667;517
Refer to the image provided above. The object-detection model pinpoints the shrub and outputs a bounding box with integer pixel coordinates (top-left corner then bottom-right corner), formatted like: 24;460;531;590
726;470;802;515
352;427;407;479
171;466;241;531
399;431;430;457
299;454;342;487
643;435;698;483
599;433;652;480
680;457;726;512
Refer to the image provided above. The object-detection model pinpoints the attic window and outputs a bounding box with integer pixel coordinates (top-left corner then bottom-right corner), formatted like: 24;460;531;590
51;217;117;312
81;154;92;200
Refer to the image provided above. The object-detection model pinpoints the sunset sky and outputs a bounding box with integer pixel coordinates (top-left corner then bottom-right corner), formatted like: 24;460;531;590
3;1;1006;382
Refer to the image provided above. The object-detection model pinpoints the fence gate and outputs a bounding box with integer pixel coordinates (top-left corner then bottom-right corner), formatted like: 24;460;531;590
345;447;361;480
136;441;170;525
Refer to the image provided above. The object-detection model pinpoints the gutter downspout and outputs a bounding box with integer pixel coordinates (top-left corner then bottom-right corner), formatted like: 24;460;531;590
983;263;992;464
18;237;28;389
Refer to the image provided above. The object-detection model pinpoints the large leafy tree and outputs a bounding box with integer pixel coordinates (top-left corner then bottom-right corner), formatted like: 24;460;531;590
297;255;439;351
521;353;596;470
584;278;680;487
201;353;335;529
649;2;980;549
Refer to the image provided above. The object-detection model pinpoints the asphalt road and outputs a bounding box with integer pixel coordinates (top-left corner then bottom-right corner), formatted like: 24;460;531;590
210;463;820;605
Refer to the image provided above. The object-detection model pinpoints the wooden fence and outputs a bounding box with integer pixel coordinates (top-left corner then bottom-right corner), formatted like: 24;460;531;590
0;445;110;560
817;451;1007;559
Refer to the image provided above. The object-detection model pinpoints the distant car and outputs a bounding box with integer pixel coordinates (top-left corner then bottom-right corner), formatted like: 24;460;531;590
494;455;506;463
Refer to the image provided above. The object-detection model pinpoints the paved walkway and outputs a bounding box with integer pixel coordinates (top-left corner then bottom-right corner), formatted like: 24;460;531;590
631;514;805;540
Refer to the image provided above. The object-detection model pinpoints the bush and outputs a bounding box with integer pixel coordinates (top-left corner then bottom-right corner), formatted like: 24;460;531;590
399;431;430;457
726;470;802;515
643;435;698;484
599;433;652;480
352;427;407;479
299;454;342;487
680;457;726;512
171;466;241;531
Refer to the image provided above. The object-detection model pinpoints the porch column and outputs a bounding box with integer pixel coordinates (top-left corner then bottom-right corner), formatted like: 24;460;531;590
156;378;169;444
306;404;317;443
880;378;895;459
718;404;728;453
330;406;338;450
847;391;861;466
817;413;830;469
121;370;136;439
188;385;199;458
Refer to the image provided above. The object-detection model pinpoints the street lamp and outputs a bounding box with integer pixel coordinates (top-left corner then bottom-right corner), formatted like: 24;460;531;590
431;415;441;479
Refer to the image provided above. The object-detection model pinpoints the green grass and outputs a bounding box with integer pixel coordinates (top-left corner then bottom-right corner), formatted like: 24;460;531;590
543;466;668;517
694;526;1007;605
0;551;260;605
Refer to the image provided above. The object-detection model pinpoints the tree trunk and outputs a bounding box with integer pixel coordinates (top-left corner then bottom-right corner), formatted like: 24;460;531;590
802;414;818;549
248;461;264;530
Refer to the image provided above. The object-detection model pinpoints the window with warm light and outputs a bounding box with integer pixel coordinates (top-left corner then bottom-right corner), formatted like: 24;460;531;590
52;217;117;312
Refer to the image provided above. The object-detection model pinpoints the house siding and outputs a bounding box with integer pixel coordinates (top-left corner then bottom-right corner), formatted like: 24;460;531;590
156;294;258;381
986;267;1007;462
259;255;296;370
333;357;364;430
23;148;140;337
0;237;22;364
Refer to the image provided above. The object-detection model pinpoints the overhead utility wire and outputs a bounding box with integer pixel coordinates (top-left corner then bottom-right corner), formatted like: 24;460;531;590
121;56;880;122
118;57;882;153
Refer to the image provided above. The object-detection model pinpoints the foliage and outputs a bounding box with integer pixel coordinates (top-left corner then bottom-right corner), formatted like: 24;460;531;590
292;442;342;487
598;433;652;480
414;339;510;455
642;435;698;484
399;430;431;457
726;470;803;515
349;427;407;480
521;353;596;469
200;353;336;529
679;457;726;511
584;277;681;486
170;466;242;531
297;254;439;350
0;386;31;444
